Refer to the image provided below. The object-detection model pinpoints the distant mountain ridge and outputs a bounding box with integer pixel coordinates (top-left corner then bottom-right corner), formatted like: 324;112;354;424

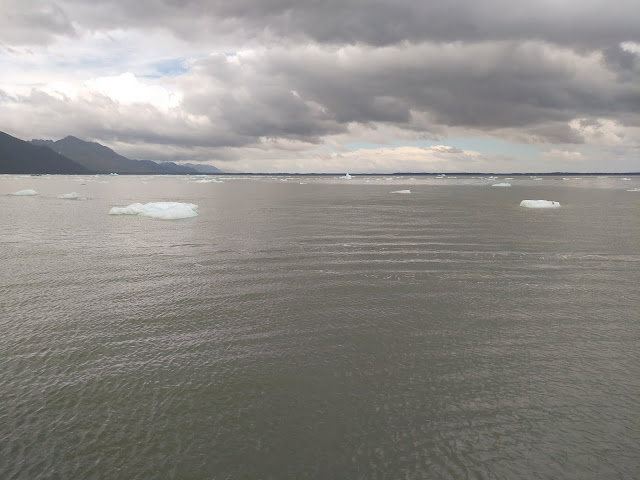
30;136;213;175
0;131;91;174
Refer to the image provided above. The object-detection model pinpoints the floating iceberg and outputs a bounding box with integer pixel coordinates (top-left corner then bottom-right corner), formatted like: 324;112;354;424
340;173;352;179
492;183;511;187
621;178;631;181
390;190;411;194
58;192;79;199
109;202;198;219
11;189;38;196
627;188;640;192
520;200;561;208
194;179;223;183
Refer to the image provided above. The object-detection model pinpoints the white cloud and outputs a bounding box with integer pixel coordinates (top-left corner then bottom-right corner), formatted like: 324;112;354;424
541;149;584;162
85;73;182;111
568;118;640;146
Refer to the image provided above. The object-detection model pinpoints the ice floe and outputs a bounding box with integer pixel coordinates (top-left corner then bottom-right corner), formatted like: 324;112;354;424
627;188;640;192
109;202;198;219
520;200;561;208
492;183;511;187
340;173;352;179
11;189;38;196
58;192;79;199
390;190;411;194
193;178;223;183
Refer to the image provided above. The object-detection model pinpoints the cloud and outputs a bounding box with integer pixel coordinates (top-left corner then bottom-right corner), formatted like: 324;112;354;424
6;0;637;48
0;2;75;45
0;1;638;172
85;73;182;111
541;149;584;162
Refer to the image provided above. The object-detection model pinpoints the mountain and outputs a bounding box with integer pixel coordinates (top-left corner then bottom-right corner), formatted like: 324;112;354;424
31;136;201;175
0;131;92;174
181;163;225;174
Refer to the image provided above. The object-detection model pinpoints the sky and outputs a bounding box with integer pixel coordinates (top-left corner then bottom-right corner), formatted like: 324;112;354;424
1;1;638;173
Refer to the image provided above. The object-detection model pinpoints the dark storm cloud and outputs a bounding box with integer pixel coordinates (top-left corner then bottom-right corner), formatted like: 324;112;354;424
53;0;640;48
0;3;75;45
174;43;638;145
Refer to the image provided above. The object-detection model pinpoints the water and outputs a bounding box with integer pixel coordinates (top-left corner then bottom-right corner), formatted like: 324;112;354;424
1;174;639;479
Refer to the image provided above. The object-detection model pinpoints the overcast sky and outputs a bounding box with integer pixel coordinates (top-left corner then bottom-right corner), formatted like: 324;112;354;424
1;0;638;172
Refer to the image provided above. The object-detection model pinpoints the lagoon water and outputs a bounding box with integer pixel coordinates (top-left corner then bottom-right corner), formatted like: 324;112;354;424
1;174;639;479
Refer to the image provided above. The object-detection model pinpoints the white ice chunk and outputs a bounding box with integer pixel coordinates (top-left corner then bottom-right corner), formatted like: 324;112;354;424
492;183;511;187
109;202;198;219
58;192;79;199
11;189;38;196
390;189;411;194
627;188;640;192
194;179;223;183
520;200;561;208
621;177;631;181
340;173;352;179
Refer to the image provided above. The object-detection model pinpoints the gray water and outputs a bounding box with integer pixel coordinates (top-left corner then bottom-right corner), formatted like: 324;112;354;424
1;175;639;479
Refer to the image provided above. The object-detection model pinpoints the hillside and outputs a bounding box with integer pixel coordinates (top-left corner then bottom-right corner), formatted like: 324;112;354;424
0;131;92;174
31;136;202;175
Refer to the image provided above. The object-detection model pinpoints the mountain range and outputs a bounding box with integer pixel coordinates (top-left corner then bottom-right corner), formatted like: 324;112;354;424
0;130;223;175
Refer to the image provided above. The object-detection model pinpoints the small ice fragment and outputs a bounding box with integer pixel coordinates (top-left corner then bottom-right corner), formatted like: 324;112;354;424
340;173;352;179
492;183;511;187
11;189;38;196
621;177;631;181
627;188;640;192
390;189;411;194
194;179;223;183
520;200;561;208
109;202;198;219
58;192;79;199
109;172;118;176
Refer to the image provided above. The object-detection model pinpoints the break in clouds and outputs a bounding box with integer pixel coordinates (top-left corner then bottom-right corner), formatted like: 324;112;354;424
0;0;639;172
